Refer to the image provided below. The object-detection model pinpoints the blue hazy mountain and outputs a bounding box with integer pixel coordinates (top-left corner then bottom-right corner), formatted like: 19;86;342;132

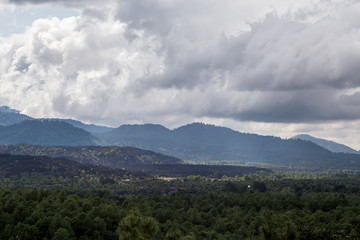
100;123;360;169
0;106;20;113
1;106;360;169
292;134;359;154
0;106;33;125
0;120;97;146
0;106;113;134
100;124;173;147
44;118;114;134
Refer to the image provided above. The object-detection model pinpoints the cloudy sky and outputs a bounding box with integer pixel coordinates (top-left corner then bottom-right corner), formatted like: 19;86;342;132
1;0;360;149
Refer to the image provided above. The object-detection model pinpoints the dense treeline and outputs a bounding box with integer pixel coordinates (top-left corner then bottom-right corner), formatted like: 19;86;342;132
1;174;360;239
0;152;268;179
1;170;360;196
0;145;183;167
0;154;130;178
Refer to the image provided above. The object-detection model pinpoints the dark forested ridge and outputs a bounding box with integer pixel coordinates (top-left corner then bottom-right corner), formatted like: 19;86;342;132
0;145;183;168
0;146;269;178
0;153;128;178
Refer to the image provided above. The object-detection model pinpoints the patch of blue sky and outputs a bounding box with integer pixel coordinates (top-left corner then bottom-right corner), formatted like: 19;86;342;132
0;5;78;37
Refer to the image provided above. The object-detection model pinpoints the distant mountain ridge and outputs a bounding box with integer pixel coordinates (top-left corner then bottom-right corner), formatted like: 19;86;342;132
44;118;114;134
100;123;360;169
0;106;114;134
292;134;359;154
1;106;360;169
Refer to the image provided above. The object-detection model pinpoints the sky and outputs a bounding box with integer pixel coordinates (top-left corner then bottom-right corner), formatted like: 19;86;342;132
1;0;360;150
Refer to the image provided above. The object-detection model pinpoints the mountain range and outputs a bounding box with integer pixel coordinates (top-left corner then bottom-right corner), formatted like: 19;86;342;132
99;123;360;169
0;153;128;178
1;106;360;169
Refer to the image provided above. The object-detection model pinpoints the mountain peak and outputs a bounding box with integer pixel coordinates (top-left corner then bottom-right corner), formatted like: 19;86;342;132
0;106;20;114
0;106;33;126
292;134;359;154
117;123;170;132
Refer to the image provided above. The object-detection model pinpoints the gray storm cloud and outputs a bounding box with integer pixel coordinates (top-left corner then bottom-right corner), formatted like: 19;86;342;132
6;0;101;6
1;0;360;126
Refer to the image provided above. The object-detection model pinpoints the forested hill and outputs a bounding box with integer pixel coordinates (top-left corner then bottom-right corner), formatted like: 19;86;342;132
0;153;127;178
0;120;97;146
0;145;183;169
100;123;360;169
